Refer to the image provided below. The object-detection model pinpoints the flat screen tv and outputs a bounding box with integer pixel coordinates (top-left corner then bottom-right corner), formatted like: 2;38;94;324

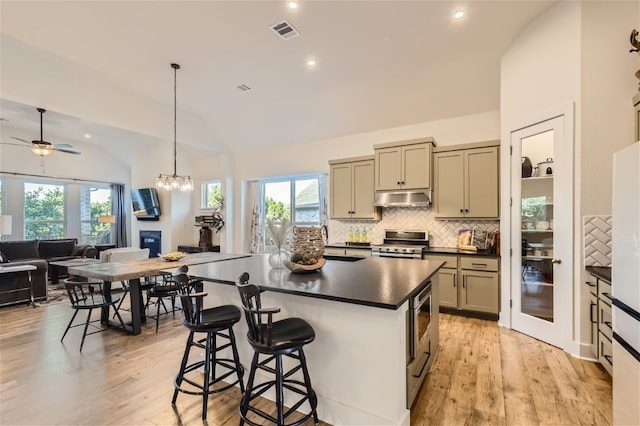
131;188;161;221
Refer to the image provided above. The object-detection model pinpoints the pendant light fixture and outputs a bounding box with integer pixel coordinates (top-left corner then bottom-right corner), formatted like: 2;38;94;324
156;63;193;192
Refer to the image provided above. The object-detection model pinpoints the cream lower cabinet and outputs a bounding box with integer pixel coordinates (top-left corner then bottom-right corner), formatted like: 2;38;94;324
324;247;371;257
586;271;613;375
433;143;499;219
329;156;381;220
426;254;500;318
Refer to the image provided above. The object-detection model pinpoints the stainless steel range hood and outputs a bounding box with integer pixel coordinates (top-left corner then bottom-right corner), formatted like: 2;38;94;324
372;190;431;207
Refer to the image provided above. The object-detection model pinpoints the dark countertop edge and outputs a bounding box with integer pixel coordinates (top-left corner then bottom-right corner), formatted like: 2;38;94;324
325;244;500;258
190;275;426;310
180;262;444;311
586;266;612;283
424;247;500;258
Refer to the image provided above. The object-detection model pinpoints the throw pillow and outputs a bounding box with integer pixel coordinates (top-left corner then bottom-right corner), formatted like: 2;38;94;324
39;239;76;258
0;251;10;263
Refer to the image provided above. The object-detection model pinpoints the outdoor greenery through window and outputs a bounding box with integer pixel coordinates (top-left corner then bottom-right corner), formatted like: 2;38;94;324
81;186;113;244
260;175;324;250
202;181;223;211
24;182;65;240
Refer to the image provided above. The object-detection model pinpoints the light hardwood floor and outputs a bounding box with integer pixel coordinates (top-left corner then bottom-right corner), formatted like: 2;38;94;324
0;301;611;425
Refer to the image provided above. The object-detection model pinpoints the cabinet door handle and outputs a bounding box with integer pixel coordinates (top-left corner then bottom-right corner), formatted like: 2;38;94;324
471;263;487;268
465;209;469;213
460;208;464;213
603;354;612;365
412;351;431;378
586;281;596;288
552;258;562;264
462;276;466;288
604;321;612;330
590;302;597;324
453;273;456;287
602;292;612;302
397;181;401;185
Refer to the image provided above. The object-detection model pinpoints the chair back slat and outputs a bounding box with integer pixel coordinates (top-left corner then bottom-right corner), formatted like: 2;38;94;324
236;272;269;345
65;278;104;307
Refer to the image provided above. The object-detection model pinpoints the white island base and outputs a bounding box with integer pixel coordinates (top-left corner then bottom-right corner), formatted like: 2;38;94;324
202;283;413;425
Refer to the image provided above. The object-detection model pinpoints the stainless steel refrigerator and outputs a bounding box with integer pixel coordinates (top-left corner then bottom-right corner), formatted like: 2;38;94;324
612;141;640;425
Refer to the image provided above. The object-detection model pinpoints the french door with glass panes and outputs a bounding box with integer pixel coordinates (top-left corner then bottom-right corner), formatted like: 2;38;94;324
509;111;573;350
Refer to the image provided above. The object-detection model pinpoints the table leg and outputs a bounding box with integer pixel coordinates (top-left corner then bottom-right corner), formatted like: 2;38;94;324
128;278;144;335
101;281;113;323
28;270;35;308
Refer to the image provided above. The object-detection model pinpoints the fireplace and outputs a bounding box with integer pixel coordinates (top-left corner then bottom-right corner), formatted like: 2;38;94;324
140;230;161;258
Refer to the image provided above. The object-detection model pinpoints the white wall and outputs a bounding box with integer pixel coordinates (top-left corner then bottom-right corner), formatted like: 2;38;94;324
224;110;500;252
500;0;640;356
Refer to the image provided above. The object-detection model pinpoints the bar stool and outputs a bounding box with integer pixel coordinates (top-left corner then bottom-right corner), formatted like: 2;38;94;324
236;272;319;426
171;266;245;420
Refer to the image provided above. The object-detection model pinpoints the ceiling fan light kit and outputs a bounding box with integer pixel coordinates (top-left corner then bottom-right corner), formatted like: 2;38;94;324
156;63;193;192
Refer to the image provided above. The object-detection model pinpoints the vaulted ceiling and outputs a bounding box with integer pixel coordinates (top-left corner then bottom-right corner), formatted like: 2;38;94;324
0;1;556;157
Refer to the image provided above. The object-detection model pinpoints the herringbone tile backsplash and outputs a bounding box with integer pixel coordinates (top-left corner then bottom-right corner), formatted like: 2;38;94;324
328;207;499;248
583;215;612;267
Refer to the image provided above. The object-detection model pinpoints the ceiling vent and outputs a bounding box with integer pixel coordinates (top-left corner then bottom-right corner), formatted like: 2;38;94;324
236;84;252;92
270;20;300;40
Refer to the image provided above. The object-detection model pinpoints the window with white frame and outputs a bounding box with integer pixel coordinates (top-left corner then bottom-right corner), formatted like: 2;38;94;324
80;185;113;244
259;174;324;252
24;182;66;240
201;180;223;211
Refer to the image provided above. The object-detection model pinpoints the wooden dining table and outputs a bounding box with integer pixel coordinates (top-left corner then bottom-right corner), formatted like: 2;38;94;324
67;252;250;334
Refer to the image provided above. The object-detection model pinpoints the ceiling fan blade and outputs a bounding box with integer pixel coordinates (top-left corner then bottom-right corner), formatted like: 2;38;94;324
1;142;30;148
54;148;81;155
53;143;73;149
10;136;31;145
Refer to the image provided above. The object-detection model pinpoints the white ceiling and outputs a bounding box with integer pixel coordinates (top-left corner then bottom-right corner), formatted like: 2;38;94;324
0;0;556;157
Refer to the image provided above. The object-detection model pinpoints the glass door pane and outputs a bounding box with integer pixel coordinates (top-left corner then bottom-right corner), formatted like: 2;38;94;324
520;130;554;322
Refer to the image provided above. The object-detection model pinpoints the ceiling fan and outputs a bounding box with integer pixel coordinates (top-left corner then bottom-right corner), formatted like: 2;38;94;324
7;108;81;156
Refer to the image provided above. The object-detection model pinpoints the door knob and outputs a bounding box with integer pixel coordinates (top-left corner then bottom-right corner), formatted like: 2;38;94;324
552;258;562;264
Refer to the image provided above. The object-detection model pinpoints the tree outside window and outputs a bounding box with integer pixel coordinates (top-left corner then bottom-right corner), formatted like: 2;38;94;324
260;176;323;250
24;183;65;239
80;186;112;244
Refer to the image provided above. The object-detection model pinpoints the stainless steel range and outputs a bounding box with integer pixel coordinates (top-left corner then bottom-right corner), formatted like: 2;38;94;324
371;229;429;259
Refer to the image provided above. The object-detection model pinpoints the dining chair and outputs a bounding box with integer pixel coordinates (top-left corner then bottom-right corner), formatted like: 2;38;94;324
61;277;127;351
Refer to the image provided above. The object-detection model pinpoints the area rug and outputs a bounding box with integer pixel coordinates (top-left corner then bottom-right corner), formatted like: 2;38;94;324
36;282;69;306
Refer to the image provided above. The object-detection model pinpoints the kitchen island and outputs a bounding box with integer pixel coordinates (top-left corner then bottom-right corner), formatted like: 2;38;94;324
177;254;443;426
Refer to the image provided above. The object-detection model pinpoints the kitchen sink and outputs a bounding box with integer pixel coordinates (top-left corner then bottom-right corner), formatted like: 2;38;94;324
323;254;366;262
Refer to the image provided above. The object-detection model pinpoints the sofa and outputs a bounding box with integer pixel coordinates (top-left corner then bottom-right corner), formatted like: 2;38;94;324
0;239;97;306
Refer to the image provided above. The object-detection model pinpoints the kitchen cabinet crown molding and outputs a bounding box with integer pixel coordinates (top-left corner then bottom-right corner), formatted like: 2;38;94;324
328;154;374;165
373;136;436;150
433;139;500;153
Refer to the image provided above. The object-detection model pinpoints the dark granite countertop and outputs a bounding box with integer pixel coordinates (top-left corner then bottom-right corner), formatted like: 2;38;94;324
181;254;444;310
425;247;500;258
586;266;612;283
326;244;500;258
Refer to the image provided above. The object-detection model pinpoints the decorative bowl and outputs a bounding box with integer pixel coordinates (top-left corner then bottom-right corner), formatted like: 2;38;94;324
283;258;326;273
162;251;186;262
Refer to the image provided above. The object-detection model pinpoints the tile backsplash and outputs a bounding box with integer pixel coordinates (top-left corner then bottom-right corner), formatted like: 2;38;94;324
328;207;499;248
583;215;612;267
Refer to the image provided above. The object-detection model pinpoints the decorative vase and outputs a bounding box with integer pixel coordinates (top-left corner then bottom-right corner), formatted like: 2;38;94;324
268;248;290;269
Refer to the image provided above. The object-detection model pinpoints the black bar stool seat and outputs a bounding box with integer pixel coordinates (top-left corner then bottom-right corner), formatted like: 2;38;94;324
237;272;319;426
170;266;245;421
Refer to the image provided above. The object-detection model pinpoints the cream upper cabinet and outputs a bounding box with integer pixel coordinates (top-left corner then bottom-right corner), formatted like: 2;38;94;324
374;138;435;191
329;156;381;220
433;142;499;219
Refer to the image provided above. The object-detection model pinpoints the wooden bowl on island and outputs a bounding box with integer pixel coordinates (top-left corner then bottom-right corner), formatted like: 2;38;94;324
284;258;326;273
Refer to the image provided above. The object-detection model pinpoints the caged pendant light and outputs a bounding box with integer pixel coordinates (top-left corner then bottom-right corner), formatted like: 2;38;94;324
156;63;193;192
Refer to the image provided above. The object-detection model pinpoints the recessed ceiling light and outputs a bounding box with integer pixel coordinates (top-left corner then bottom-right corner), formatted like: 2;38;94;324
453;10;465;19
306;58;317;68
287;1;299;10
84;133;91;139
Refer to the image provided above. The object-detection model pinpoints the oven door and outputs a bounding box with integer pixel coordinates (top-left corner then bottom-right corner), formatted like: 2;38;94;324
414;282;432;355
